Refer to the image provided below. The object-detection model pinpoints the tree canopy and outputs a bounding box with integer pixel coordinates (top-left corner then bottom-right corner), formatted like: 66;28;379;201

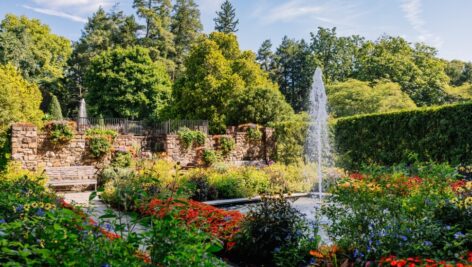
0;63;43;129
214;0;239;33
173;32;290;133
326;79;417;118
85;46;172;120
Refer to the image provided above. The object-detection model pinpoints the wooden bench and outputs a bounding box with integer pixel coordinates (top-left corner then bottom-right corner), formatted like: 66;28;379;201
45;166;97;191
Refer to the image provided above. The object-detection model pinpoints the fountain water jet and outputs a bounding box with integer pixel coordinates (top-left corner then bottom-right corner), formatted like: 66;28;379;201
305;67;332;199
78;98;88;129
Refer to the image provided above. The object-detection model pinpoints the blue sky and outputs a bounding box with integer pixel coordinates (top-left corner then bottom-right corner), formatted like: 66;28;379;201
1;0;471;61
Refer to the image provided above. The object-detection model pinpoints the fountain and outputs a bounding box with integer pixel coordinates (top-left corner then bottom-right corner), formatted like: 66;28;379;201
78;98;88;129
305;67;333;199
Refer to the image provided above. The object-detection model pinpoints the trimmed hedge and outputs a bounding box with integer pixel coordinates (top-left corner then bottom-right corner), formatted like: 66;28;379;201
334;102;472;169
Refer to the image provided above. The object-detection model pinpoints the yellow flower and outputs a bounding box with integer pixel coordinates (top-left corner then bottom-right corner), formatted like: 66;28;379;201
465;197;472;208
44;203;52;210
31;202;38;208
24;204;30;211
466;181;472;190
39;202;44;208
39;239;45;248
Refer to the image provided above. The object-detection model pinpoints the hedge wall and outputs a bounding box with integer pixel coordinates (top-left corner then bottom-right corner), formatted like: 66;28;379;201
334;102;472;169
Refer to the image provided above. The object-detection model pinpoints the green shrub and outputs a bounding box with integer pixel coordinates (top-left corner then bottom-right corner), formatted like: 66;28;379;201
270;113;309;164
202;149;219;166
44;121;74;145
219;136;235;156
47;94;63;120
113;150;132;168
177;127;206;149
184;171;219;201
233;197;319;266
86;128;117;158
247;127;262;141
334;102;472;169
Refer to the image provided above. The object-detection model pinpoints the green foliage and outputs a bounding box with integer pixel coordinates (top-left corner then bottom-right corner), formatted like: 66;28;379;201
0;63;44;130
445;83;472;101
219;136;235;156
113;151;133;168
0;176;147;266
0;14;72;86
86;128;117;158
202;149;219;166
146;212;225;266
0;129;11;171
177;127;206;149
334;102;472;169
327;79;417;117
171;0;203;72
44;122;74;146
322;163;471;261
273;37;319;112
233;197;319;266
214;0;239;33
271;113;308;164
173;32;283;133
445;60;472;86
64;8;140;116
85;46;172;121
47;95;63;120
246;127;262;141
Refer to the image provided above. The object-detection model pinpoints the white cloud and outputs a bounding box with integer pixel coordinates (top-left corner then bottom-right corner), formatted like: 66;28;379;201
31;0;114;14
22;5;87;23
401;0;442;47
198;0;222;14
261;1;323;23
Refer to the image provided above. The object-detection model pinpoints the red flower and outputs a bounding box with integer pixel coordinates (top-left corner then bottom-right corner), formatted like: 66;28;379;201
397;260;407;267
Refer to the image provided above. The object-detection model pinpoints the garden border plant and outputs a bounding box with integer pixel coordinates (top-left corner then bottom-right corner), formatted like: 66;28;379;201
177;127;206;149
44;121;74;146
86;128;118;158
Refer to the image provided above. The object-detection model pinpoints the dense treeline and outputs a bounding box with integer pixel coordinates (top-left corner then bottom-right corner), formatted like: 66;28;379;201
1;0;472;134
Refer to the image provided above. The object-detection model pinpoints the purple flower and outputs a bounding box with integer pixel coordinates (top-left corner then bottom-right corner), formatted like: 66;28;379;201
309;258;316;264
454;232;465;239
105;223;112;232
0;219;5;223
423;241;433;246
35;208;45;217
399;235;408;241
16;205;24;212
101;264;110;267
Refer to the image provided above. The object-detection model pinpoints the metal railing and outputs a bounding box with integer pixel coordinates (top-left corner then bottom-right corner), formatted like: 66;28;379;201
77;117;208;136
152;120;209;135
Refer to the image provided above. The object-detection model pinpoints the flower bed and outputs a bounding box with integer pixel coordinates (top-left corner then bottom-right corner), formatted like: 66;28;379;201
141;198;243;250
322;163;472;266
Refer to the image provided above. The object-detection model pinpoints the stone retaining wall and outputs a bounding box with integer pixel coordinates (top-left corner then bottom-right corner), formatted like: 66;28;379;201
11;123;274;171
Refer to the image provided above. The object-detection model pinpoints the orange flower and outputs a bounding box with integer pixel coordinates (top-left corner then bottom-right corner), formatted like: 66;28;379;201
309;250;324;258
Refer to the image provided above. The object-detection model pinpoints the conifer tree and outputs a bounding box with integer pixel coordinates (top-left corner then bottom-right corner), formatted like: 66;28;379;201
171;0;202;72
214;0;239;33
48;94;63;120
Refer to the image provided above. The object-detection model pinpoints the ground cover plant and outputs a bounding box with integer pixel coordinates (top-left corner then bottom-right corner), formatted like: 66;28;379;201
322;162;472;266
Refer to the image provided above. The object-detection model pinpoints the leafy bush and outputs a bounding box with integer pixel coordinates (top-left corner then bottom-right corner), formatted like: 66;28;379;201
113;150;132;168
246;127;262;141
184;171;219;201
270;113;309;164
47;94;63;120
233;196;319;266
322;163;471;262
86;128;117;158
203;149;219;166
44;121;74;145
219;136;235;156
177;127;206;149
334;102;472;169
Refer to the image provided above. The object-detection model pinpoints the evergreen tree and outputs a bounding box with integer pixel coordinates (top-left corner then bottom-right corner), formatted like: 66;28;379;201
171;0;202;74
133;0;175;59
63;7;140;116
48;95;63;120
214;0;239;33
256;39;274;72
273;37;318;112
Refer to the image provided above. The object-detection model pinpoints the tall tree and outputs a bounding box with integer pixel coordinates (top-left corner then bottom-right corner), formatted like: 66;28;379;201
214;0;239;33
173;32;289;133
171;0;202;74
0;14;71;105
256;39;274;73
273;37;318;112
85;46;172;120
133;0;175;60
310;27;363;83
63;7;140;116
48;95;63;120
